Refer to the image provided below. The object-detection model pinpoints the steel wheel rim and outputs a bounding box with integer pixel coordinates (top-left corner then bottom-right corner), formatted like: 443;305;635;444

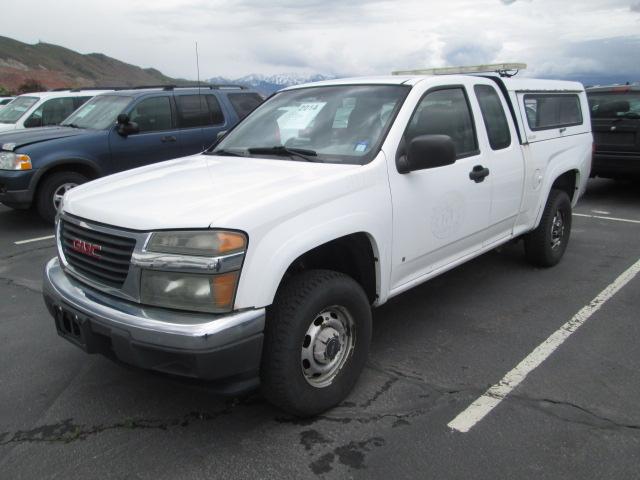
550;209;565;250
53;183;78;212
301;305;356;388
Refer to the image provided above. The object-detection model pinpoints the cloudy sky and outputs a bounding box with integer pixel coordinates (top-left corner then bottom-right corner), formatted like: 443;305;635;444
3;0;640;82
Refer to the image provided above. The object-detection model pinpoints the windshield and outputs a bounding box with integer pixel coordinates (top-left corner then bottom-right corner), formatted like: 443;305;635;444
62;95;132;129
0;96;38;124
212;85;410;164
588;92;640;119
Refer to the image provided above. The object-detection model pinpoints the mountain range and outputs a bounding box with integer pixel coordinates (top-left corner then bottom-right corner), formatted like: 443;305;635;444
0;35;177;92
208;73;337;95
0;35;336;94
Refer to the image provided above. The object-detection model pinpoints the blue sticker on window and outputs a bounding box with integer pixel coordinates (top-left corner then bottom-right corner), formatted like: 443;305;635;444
354;140;369;152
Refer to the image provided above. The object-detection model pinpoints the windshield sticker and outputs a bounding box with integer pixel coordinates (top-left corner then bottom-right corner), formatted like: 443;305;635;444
354;140;369;152
277;102;327;130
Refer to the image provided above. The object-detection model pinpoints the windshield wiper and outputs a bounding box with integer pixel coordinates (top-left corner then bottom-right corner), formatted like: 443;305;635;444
247;146;319;162
207;149;245;157
63;123;81;129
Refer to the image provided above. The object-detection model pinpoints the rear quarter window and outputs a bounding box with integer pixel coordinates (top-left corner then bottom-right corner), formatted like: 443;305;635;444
474;85;511;150
524;94;583;131
227;93;264;120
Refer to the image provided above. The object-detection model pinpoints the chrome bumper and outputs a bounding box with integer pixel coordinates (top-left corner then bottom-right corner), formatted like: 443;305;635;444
43;257;265;351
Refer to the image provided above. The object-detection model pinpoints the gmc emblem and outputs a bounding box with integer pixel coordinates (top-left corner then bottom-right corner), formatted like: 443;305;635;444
71;239;102;258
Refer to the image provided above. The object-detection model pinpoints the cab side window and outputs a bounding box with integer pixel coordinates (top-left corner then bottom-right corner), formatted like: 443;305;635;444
474;85;511;150
405;88;478;157
129;96;172;132
25;97;76;128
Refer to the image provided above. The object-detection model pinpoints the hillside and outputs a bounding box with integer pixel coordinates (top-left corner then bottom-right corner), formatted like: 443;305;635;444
0;35;179;92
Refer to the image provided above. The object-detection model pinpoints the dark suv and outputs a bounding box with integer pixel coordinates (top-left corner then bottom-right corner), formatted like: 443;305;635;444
587;84;640;179
0;85;263;222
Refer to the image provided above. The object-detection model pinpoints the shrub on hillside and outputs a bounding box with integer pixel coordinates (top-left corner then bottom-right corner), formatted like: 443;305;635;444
18;79;46;94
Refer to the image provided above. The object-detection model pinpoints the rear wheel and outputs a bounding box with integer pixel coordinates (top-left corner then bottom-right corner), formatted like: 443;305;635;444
36;171;87;223
524;189;572;267
261;269;372;416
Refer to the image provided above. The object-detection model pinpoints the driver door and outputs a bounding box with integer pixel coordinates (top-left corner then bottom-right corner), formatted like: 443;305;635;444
108;95;182;171
388;85;492;291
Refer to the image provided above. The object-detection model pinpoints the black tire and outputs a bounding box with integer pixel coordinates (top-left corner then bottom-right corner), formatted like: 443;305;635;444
524;189;572;267
36;171;87;224
261;269;372;417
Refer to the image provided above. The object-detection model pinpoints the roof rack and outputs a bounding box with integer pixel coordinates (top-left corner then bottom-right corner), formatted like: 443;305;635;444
68;86;125;92
123;85;176;90
392;63;527;78
124;84;247;91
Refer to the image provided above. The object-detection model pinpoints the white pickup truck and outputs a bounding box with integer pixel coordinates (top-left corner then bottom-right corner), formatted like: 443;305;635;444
43;71;592;416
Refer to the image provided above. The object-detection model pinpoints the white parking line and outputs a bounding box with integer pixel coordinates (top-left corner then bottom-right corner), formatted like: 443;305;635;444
14;235;55;245
574;213;640;224
448;257;640;433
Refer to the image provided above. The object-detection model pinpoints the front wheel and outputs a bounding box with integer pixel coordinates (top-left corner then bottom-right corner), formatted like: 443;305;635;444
524;189;572;267
261;270;372;416
36;171;87;224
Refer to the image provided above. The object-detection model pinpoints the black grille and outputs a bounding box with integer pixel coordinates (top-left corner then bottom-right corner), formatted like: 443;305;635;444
60;220;136;288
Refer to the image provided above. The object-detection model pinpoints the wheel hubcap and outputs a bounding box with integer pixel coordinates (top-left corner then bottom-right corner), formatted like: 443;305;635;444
53;183;78;212
550;209;565;250
301;306;355;388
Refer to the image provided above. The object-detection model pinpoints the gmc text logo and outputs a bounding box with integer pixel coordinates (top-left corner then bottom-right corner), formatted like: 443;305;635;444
71;239;102;258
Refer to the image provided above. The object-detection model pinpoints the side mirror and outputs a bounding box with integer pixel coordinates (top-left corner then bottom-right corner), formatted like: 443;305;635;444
24;116;43;128
116;113;139;136
397;134;456;174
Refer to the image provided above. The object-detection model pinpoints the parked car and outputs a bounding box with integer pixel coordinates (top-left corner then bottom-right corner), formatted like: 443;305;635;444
43;72;592;416
587;84;640;179
0;96;15;109
0;85;263;222
0;89;110;132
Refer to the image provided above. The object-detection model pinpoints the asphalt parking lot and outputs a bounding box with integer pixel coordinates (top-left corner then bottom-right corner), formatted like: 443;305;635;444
1;178;639;479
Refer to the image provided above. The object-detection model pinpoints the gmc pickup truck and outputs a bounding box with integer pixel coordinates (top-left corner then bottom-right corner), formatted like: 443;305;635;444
43;70;592;416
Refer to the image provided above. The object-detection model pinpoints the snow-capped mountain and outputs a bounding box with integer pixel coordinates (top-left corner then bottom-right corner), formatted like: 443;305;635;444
208;73;337;95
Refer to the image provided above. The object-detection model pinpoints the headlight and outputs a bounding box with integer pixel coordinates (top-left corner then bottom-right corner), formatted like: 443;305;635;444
141;270;239;313
146;230;246;256
0;151;32;170
139;230;247;313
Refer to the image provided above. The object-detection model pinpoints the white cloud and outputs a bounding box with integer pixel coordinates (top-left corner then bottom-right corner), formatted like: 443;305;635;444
2;0;639;82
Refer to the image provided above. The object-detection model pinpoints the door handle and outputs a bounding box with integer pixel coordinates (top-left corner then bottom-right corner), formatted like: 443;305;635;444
161;135;177;143
469;165;490;183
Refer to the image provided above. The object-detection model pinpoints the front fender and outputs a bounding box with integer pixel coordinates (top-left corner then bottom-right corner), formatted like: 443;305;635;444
234;184;392;309
28;157;103;192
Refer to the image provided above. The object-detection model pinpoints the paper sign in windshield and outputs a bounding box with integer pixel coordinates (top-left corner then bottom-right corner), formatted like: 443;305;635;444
277;102;326;130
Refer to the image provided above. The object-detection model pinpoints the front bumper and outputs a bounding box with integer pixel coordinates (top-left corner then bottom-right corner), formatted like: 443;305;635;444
43;257;265;391
0;169;36;208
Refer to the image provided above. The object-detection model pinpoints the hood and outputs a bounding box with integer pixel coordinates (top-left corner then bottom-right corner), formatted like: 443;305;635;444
0;123;17;133
64;154;363;231
0;126;86;150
